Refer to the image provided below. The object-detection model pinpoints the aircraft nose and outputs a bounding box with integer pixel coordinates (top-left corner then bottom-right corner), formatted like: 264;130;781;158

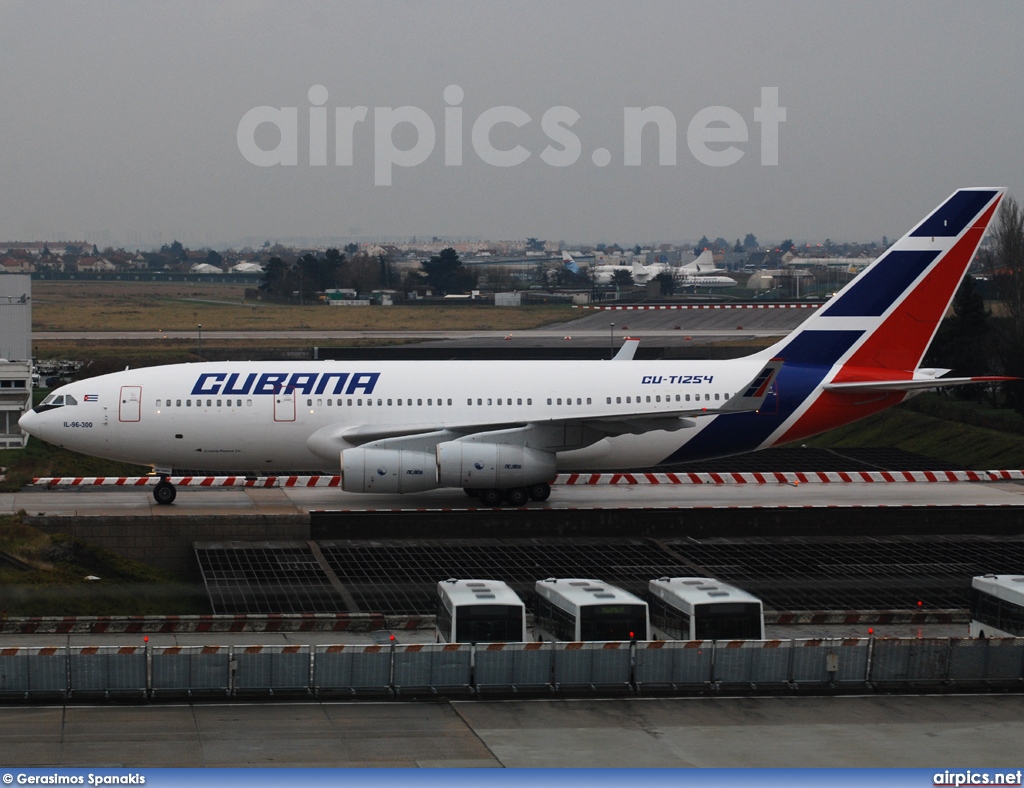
19;409;42;439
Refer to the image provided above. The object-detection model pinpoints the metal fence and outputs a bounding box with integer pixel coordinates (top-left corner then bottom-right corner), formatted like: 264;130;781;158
1;637;1023;700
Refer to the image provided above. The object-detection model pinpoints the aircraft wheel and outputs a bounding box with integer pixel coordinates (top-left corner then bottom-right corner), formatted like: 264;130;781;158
504;487;528;506
153;480;177;505
464;488;480;498
527;482;551;502
479;488;503;507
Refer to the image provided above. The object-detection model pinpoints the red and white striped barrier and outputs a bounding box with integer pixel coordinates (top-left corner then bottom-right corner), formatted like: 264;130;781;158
31;469;1024;490
32;474;344;488
555;470;1024;485
766;610;965;625
573;303;819;310
319;643;388;655
0;613;396;635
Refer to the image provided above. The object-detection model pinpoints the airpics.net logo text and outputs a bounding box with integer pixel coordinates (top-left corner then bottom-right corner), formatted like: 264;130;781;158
236;85;786;185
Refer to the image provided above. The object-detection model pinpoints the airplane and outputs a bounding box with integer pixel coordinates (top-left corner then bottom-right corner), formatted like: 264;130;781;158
20;188;1013;508
679;249;721;274
630;249;717;280
567;251;639;285
631;250;737;289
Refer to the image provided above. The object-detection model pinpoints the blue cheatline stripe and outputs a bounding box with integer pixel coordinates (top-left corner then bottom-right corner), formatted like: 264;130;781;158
660;330;862;463
911;189;998;238
818;249;939;318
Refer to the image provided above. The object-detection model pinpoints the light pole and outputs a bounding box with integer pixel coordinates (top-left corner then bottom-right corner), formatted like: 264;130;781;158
197;324;202;361
609;322;615;359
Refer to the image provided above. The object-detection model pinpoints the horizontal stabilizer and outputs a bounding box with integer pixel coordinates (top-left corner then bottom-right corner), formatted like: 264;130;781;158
823;375;1017;393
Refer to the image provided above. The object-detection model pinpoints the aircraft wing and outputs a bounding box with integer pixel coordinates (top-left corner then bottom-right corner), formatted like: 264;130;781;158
327;358;784;454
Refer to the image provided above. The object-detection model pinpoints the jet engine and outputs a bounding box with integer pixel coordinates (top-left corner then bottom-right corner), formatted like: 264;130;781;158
340;448;438;493
436;441;557;488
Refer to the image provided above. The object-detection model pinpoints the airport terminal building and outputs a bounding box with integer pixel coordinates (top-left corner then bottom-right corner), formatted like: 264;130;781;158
0;273;32;448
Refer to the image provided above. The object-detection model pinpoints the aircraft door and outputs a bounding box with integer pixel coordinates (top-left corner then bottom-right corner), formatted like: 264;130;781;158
274;386;295;422
119;386;142;422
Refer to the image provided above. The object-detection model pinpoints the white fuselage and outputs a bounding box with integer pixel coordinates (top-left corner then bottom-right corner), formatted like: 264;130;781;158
21;358;763;473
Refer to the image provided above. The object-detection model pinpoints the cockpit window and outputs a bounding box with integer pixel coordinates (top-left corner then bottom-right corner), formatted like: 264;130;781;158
35;394;64;413
34;393;77;413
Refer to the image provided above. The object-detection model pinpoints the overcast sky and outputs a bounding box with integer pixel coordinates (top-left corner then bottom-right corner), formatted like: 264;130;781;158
1;0;1022;249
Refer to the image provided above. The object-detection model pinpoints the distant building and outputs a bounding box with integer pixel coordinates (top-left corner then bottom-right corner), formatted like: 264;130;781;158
230;262;264;274
190;263;224;274
76;257;117;273
0;274;32;448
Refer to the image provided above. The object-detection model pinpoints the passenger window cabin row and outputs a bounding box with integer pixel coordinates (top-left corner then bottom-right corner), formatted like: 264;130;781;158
155;392;729;410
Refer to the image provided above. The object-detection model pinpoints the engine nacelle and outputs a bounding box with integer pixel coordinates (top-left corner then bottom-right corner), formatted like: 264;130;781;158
340;448;439;493
436;441;557;488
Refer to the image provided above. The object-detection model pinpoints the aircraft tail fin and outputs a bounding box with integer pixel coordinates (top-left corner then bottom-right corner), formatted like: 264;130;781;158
681;249;715;273
757;187;1004;374
561;251;580;274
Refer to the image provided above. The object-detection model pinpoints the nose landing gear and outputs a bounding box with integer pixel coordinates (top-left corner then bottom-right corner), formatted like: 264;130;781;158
153;478;177;505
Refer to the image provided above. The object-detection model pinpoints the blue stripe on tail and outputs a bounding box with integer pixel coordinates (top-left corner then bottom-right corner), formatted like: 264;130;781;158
661;330;862;463
818;250;939;317
911;189;999;237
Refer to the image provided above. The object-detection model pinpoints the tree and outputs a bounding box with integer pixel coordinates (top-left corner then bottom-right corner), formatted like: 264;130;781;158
988;195;1024;412
526;237;545;252
653;271;675;295
159;240;185;260
925;275;995;400
422;247;471;294
778;239;794;253
259;257;289;295
346;252;382;293
344;243;359;256
697;235;710;249
552;265;591;290
733;239;743;253
611;269;634;288
743;233;758;250
377;253;398;289
206;250;223;267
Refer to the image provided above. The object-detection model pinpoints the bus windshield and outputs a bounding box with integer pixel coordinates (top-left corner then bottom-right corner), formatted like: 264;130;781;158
693;602;763;640
455;604;524;643
579;604;647;641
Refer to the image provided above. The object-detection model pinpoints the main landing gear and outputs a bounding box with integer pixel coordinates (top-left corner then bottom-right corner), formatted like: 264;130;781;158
153;478;177;505
464;482;551;507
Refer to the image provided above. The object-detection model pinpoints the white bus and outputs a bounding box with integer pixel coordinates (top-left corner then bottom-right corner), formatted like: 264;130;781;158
534;578;649;642
435;579;528;643
648;577;765;640
969;574;1024;638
